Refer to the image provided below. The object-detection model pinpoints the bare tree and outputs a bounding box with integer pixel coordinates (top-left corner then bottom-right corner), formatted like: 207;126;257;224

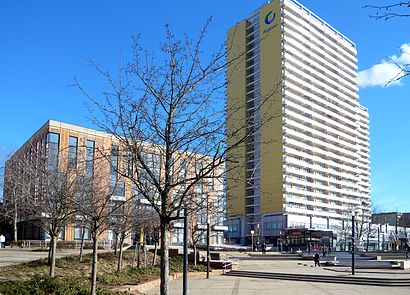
3;144;81;277
399;214;410;243
108;200;135;272
75;170;114;295
188;223;206;266
364;2;410;83
145;217;161;267
28;153;80;278
74;17;276;293
365;2;410;20
77;214;90;262
2;151;28;242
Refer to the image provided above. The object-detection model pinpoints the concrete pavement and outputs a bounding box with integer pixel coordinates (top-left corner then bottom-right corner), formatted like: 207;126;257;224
0;248;95;267
144;258;410;295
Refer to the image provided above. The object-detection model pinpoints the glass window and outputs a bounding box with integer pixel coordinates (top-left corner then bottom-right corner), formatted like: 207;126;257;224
110;145;119;182
86;140;95;177
208;170;214;190
68;136;78;168
46;132;59;170
109;200;125;215
178;159;185;181
125;149;133;177
145;153;160;181
110;181;125;197
74;226;91;240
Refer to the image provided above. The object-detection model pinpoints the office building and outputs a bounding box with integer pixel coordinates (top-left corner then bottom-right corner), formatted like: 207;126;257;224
226;0;370;247
2;120;225;246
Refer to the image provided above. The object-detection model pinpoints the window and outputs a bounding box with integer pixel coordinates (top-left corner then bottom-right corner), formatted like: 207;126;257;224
125;149;133;177
178;159;186;181
74;226;91;240
110;181;125;197
146;153;160;181
196;180;203;194
213;198;225;225
110;200;125;216
68;136;78;168
196;163;203;193
197;212;207;225
208;170;214;190
46;132;59;170
110;145;119;182
110;145;125;196
85;140;95;177
172;228;183;246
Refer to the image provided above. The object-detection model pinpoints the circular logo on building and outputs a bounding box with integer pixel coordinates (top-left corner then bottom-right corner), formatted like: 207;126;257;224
265;11;276;25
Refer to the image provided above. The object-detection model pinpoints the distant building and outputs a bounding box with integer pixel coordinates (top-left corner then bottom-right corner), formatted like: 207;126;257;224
226;0;371;247
2;120;226;246
369;212;410;251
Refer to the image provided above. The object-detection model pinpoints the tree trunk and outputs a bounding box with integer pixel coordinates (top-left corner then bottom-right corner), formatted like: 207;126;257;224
90;233;98;295
193;244;197;266
160;222;170;295
132;241;138;268
152;241;158;267
366;223;371;252
79;225;86;262
137;243;141;268
13;204;18;242
117;233;125;272
48;235;54;265
143;242;147;268
49;235;57;278
114;233;118;255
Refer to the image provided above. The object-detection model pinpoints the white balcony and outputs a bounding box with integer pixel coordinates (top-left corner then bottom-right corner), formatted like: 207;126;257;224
283;54;359;109
284;106;360;147
283;75;358;124
283;91;361;137
283;27;357;82
283;5;358;69
282;133;360;169
283;2;357;57
283;125;360;160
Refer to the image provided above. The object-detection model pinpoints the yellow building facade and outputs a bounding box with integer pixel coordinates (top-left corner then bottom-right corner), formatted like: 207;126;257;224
226;0;371;247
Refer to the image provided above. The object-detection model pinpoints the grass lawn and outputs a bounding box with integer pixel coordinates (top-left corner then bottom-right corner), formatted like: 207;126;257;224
0;249;205;294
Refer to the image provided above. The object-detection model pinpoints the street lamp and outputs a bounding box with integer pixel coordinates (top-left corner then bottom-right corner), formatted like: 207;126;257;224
352;212;356;275
206;194;210;279
257;223;260;247
250;230;255;252
183;207;188;295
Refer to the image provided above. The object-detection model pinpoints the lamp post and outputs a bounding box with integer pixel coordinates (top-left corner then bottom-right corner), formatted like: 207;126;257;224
257;223;260;247
377;226;380;251
206;194;210;279
250;230;255;252
352;213;355;275
183;207;188;295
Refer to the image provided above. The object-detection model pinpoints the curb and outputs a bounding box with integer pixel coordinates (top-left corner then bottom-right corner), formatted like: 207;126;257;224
113;270;227;294
225;270;410;287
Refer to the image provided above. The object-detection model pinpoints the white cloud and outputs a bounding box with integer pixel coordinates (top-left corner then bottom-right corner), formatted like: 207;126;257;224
358;43;410;88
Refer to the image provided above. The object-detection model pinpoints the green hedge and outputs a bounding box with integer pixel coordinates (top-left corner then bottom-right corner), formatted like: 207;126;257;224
0;276;116;295
0;256;205;294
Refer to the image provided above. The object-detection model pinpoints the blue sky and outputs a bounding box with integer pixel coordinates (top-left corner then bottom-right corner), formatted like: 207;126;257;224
0;0;408;211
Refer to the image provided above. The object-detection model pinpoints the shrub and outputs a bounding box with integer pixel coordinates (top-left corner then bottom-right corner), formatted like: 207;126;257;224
0;276;96;295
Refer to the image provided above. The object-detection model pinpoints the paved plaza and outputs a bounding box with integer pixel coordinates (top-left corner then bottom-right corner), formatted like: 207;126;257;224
144;259;410;295
0;248;95;267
